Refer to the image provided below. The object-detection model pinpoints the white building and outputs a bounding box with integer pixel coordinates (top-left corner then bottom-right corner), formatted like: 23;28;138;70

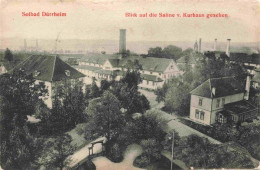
13;55;85;108
190;76;257;125
74;29;182;90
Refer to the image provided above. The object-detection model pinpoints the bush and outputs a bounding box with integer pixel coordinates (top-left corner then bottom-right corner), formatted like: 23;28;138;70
76;159;96;170
105;139;126;163
133;154;150;168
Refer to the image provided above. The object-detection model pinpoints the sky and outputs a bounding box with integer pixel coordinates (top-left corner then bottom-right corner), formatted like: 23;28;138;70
0;0;260;42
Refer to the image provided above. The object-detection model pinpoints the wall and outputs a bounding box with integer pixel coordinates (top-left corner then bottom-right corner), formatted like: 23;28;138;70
190;106;211;125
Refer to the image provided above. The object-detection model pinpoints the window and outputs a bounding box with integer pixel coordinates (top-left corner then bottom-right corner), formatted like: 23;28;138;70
171;65;174;69
218;114;225;123
146;80;149;85
152;81;155;86
216;99;220;108
200;112;205;120
195;110;199;119
159;73;161;76
150;72;153;74
221;98;225;107
199;98;203;106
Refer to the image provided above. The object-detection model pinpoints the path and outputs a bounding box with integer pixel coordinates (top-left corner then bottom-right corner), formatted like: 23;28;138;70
66;137;106;169
92;144;144;170
161;150;189;170
141;89;221;144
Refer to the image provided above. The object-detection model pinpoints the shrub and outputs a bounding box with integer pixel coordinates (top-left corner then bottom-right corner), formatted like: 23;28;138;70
133;154;150;168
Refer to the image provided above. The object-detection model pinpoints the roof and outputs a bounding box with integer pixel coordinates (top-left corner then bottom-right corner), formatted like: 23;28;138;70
224;100;257;115
12;55;85;82
119;56;175;73
252;71;260;83
80;54;176;73
74;65;101;72
80;54;119;65
141;74;163;82
190;77;245;98
94;69;113;75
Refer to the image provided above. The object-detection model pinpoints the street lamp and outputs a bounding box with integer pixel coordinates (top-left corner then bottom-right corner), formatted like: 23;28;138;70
168;132;174;170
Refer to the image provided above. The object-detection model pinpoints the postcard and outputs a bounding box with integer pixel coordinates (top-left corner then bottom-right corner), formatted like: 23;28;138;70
0;0;259;170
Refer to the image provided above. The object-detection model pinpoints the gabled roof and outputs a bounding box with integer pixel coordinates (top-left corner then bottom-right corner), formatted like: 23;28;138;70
12;55;85;82
80;54;119;65
190;77;245;98
118;56;175;73
80;54;177;73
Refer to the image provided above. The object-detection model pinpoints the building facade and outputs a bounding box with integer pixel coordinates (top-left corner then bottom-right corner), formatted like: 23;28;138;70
190;77;257;125
13;55;85;108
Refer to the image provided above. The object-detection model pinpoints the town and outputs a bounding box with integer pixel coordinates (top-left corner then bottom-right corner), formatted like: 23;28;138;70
0;29;259;170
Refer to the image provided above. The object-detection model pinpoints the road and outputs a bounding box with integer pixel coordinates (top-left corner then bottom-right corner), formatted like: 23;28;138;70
140;90;222;144
66;136;106;169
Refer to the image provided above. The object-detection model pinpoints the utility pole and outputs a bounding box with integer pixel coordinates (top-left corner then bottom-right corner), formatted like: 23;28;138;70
171;132;174;170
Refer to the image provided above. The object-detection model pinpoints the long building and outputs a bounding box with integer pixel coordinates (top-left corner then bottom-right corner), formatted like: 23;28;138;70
74;29;182;90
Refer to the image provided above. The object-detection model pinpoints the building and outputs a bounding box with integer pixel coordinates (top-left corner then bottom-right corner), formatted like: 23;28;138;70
204;38;260;75
74;29;182;90
0;62;7;75
12;55;85;108
190;76;257;125
252;68;260;88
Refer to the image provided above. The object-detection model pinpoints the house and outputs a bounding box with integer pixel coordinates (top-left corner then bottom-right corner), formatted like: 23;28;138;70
190;76;257;125
0;62;7;75
12;55;85;108
252;68;260;88
74;29;182;90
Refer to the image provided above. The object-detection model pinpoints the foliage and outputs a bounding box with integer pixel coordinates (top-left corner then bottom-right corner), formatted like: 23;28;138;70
174;135;255;169
0;70;47;169
85;91;125;142
36;134;75;170
111;71;150;115
147;45;183;61
155;52;247;116
37;79;87;135
4;48;13;61
133;154;151;168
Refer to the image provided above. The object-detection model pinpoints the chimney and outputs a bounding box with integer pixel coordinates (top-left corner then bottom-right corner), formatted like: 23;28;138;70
119;29;126;54
199;38;202;52
212;87;216;96
214;38;217;51
244;75;251;100
226;39;231;57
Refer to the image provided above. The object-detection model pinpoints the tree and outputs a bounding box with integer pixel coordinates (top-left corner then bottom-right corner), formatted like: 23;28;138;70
0;70;47;169
148;47;163;58
89;78;100;98
85;91;125;142
162;45;183;60
111;71;150;115
4;48;13;61
37;134;75;170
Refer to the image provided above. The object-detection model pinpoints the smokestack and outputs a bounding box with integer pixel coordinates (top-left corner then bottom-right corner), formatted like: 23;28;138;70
119;29;126;54
244;75;251;100
226;39;231;57
214;38;217;51
199;38;202;52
